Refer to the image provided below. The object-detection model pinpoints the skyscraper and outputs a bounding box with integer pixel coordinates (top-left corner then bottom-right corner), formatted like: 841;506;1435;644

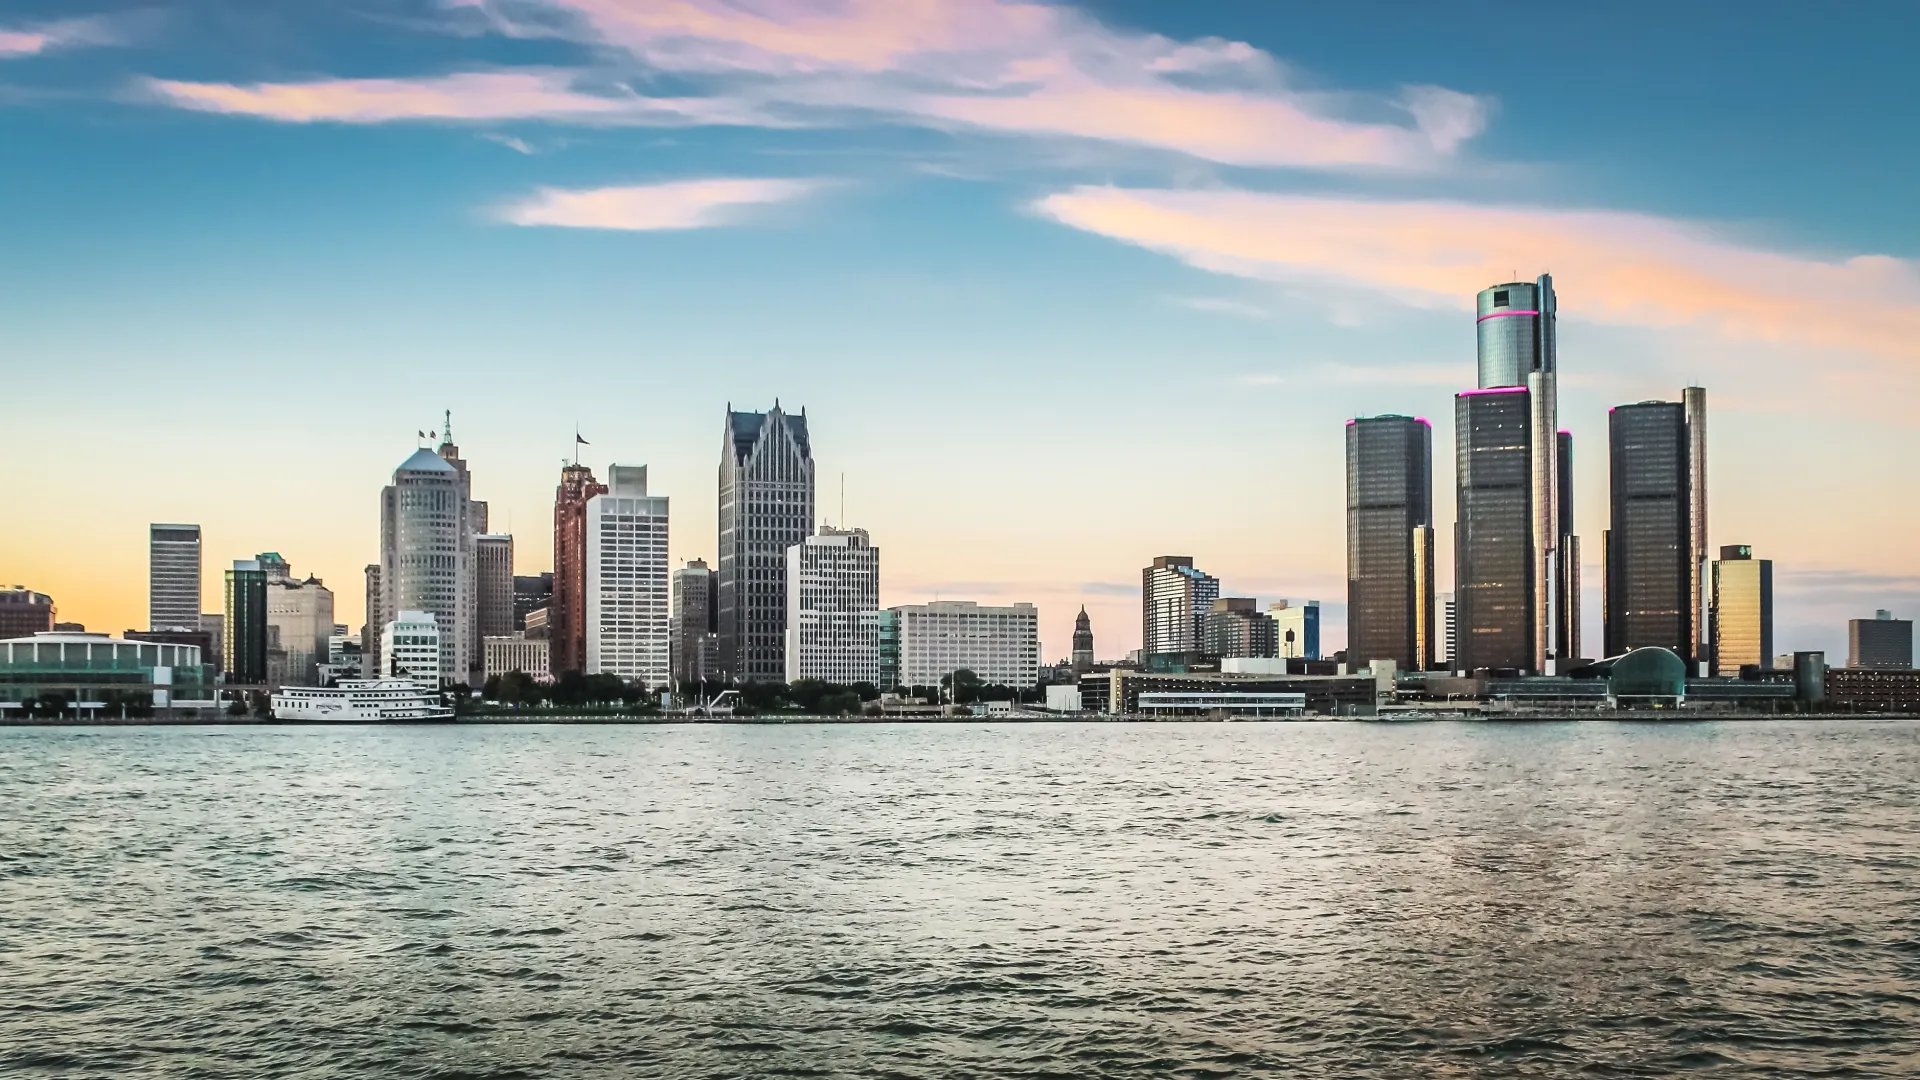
784;526;879;685
1710;544;1772;674
1346;415;1434;671
552;463;608;678
433;420;486;683
224;559;268;683
264;557;333;686
1455;386;1534;672
1142;556;1219;658
149;524;202;632
475;534;515;641
719;403;816;683
1466;276;1579;673
513;572;554;630
1604;401;1692;660
671;559;720;686
362;564;381;676
585;465;670;688
1071;606;1095;672
1555;430;1583;664
380;446;472;685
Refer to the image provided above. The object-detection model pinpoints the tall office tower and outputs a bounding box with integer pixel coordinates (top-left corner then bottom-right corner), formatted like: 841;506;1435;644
1710;544;1773;674
1270;600;1321;660
671;559;721;686
893;601;1041;689
1455;387;1534;672
1555;430;1583;664
552;463;608;678
381;446;473;685
720;403;816;683
433;420;486;682
1071;606;1095;672
1438;593;1457;670
585;465;671;688
1474;276;1562;672
1849;610;1914;669
0;586;56;638
199;613;224;674
513;572;554;630
1683;387;1710;668
1142;556;1220;658
1604;401;1692;660
1204;598;1278;659
475;534;515;642
224;559;268;683
148;524;202;631
264;558;334;686
362;564;382;676
784;526;879;685
1346;415;1435;671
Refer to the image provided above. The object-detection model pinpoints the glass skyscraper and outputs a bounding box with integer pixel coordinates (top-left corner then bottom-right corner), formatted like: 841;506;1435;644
223;559;268;684
1604;402;1692;659
1710;545;1772;674
1346;415;1434;670
1455;387;1534;672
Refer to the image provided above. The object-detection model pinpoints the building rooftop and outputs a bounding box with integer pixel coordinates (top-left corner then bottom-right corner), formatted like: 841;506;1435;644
396;447;456;474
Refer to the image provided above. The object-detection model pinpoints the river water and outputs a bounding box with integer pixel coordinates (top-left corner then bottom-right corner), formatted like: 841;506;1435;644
2;721;1916;1078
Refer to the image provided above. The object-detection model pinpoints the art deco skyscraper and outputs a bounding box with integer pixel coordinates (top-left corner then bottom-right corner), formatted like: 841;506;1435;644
475;534;515;641
149;524;202;632
1455;386;1534;672
719;403;815;683
552;463;608;678
1071;606;1094;672
1346;415;1434;671
1142;556;1219;658
1604;401;1692;660
380;446;472;685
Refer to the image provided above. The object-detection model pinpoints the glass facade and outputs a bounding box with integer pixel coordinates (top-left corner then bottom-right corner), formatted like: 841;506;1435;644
1455;388;1533;672
0;634;213;707
1711;546;1773;674
1605;402;1691;660
224;561;268;683
1475;280;1549;390
1346;416;1433;670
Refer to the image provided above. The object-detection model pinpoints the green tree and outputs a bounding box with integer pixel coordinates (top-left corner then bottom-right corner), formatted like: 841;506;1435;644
940;669;985;704
226;693;248;718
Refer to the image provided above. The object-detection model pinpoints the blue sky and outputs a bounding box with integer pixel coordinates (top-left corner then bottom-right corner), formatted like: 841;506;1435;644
3;0;1916;663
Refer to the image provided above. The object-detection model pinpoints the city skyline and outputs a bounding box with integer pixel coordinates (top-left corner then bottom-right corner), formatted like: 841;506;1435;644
4;1;1917;664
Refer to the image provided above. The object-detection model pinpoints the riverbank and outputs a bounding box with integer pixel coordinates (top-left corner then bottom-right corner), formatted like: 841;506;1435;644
3;712;1914;726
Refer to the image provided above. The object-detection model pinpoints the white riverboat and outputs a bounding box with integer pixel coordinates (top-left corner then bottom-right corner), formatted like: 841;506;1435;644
271;679;453;723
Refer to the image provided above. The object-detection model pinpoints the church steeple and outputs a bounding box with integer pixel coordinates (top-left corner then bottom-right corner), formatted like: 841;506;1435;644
1071;605;1095;673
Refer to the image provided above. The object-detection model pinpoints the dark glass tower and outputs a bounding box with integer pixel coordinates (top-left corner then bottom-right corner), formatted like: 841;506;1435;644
1604;402;1692;660
1455;387;1534;672
223;559;268;684
718;403;815;683
1346;415;1434;670
1555;430;1582;663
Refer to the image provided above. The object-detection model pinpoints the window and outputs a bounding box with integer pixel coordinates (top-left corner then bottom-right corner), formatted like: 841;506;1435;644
1493;290;1510;307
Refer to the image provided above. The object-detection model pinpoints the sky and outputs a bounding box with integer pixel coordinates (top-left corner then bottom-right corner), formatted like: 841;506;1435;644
2;0;1917;665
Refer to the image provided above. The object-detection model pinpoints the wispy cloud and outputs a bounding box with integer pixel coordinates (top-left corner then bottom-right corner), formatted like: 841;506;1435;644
1035;186;1920;362
1171;296;1271;320
144;0;1488;171
1;14;139;59
494;177;820;230
140;71;765;125
482;132;536;153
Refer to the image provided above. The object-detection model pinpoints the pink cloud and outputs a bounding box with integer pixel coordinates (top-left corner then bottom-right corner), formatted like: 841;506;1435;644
495;177;819;230
1035;186;1920;361
1;14;134;58
141;71;671;123
0;30;50;57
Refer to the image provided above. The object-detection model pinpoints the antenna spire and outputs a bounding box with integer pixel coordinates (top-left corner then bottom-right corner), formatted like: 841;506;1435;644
442;409;453;447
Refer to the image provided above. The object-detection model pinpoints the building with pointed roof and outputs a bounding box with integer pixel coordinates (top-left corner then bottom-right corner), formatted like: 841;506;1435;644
1071;606;1094;672
719;402;815;682
380;444;473;685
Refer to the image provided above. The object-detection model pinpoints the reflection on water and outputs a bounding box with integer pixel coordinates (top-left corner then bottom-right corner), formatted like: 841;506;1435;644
2;721;1916;1077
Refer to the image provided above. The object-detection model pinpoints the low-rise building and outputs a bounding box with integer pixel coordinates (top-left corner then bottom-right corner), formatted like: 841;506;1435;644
891;600;1039;690
785;527;880;685
383;611;442;683
1849;611;1913;670
0;631;215;716
1825;668;1920;712
1204;598;1276;659
485;633;551;682
0;587;56;639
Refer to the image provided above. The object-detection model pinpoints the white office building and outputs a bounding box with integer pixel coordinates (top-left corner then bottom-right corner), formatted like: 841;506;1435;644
893;601;1039;690
484;633;551;682
585;465;670;688
383;611;441;682
785;527;880;684
149;524;202;631
1270;599;1321;661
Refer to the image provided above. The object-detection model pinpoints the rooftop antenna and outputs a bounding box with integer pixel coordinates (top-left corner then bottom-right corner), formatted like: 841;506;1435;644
442;409;453;447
